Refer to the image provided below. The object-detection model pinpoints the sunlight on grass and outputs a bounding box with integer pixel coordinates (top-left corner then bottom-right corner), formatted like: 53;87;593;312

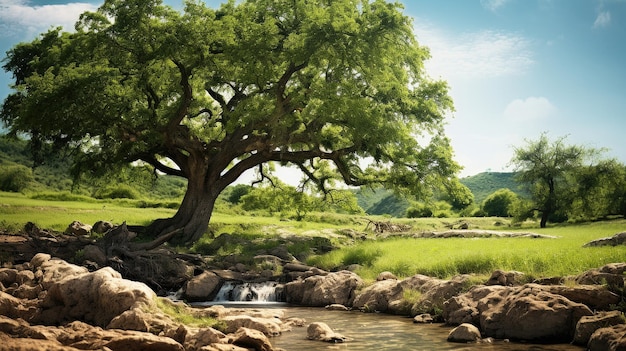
308;222;626;280
2;190;625;280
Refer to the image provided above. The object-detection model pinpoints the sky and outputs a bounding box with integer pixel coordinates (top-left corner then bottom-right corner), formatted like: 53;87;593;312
1;0;625;178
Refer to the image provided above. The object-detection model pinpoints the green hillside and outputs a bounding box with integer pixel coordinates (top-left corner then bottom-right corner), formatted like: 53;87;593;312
460;172;527;203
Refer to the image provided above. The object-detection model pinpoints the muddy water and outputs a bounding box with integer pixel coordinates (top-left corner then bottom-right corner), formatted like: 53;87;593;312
266;306;584;351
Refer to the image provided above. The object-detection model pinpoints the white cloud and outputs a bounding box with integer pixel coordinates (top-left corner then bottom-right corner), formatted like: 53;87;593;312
593;11;611;28
503;97;557;121
480;0;511;12
0;0;97;39
414;22;534;81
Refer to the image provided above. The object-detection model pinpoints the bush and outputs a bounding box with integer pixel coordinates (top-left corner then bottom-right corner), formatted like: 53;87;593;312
0;164;34;192
482;188;519;217
406;203;433;218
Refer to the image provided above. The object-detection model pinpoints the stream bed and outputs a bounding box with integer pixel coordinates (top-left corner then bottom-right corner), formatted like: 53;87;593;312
198;303;585;351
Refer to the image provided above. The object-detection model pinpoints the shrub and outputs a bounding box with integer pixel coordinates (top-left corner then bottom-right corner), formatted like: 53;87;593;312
482;188;519;217
0;164;34;192
406;203;433;218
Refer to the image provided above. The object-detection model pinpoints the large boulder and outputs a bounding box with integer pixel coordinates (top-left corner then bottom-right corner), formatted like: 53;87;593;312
443;285;509;325
588;324;626;351
284;270;362;307
573;311;625;346
576;263;626;291
444;284;593;342
542;284;620;311
183;271;222;302
38;265;156;326
480;286;593;342
352;274;471;316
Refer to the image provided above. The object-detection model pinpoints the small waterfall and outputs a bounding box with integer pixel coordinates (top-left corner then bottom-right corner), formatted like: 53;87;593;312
213;281;283;302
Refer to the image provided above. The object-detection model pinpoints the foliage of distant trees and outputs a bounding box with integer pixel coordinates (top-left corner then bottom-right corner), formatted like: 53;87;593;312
511;133;626;227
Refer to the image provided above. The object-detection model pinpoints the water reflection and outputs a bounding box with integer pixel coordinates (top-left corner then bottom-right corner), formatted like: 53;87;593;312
270;307;584;351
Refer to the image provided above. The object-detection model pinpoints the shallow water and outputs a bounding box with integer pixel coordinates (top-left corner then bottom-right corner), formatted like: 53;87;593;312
202;303;584;351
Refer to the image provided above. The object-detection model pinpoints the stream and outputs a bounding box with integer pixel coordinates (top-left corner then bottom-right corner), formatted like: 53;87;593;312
191;280;585;351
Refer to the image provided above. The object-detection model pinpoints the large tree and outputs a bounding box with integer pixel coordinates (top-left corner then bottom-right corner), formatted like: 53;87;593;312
511;134;599;227
1;0;459;244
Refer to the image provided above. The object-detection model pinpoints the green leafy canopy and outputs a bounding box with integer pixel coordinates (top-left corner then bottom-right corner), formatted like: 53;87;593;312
2;0;460;242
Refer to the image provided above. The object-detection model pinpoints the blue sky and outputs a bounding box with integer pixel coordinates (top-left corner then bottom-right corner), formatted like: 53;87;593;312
1;0;625;178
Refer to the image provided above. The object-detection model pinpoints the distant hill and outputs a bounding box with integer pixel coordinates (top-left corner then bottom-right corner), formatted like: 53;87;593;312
460;172;527;203
354;187;410;217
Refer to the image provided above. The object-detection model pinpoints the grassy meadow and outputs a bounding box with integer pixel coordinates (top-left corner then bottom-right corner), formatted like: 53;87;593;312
1;191;625;282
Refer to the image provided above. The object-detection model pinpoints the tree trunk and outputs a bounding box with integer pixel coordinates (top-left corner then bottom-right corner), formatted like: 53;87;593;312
145;171;219;246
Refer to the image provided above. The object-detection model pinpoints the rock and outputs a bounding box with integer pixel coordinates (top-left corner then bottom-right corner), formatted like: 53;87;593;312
38;257;89;290
65;220;92;236
307;322;348;343
448;323;481;343
38;265;156;326
325;304;349;311
479;285;593;342
583;232;626;247
588;324;626;351
485;269;524;286
413;313;434;323
576;264;625;290
184;326;227;350
222;315;283;336
376;271;397;281
443;285;510;325
92;220;114;234
600;263;626;274
283;262;316;272
183;271;222;302
352;273;471;316
107;304;175;332
542;284;621;311
573;311;625;345
229;327;274;351
284;271;362;307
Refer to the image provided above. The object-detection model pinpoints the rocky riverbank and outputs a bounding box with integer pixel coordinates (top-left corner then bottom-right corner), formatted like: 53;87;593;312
2;253;626;350
1;224;626;350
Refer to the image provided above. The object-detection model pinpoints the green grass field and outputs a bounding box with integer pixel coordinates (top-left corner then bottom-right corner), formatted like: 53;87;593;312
309;220;626;280
1;191;625;281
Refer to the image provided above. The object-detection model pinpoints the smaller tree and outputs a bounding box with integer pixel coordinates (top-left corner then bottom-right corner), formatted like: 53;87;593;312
511;133;600;227
439;180;474;211
481;188;519;217
0;164;34;192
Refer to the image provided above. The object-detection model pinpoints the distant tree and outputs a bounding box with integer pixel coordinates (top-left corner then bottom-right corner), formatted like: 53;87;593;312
1;0;459;245
226;184;252;205
440;179;474;211
0;164;34;192
571;159;626;219
511;133;600;227
481;188;519;217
